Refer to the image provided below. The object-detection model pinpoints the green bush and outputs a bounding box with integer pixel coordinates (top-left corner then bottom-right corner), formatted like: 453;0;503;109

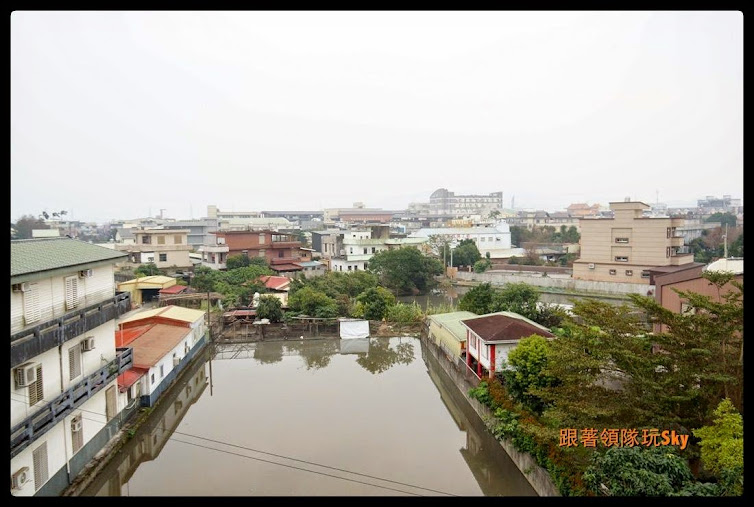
385;302;424;323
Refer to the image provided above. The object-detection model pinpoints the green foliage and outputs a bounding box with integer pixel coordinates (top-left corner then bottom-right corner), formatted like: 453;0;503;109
134;263;162;277
256;295;284;323
693;399;743;495
288;286;338;318
191;264;274;307
458;283;496;314
729;231;743;257
473;259;493;273
385;302;425;323
501;335;559;414
583;446;694;496
705;212;737;227
225;254;251;270
367;247;443;295
511;225;580;247
356;338;415;374
355;287;396;320
492;282;540;320
424;302;458;315
452;239;482;267
289;271;377;300
459;282;564;327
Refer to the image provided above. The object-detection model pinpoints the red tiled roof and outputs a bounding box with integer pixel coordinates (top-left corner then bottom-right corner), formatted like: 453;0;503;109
117;367;147;392
258;275;291;291
128;324;193;368
159;285;187;294
461;314;554;342
115;324;154;348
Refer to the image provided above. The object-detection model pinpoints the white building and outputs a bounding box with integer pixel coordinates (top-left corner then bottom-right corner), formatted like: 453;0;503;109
409;221;522;259
11;238;135;496
329;226;427;272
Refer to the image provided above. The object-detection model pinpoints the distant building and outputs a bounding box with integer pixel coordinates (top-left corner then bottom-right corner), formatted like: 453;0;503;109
116;229;192;269
566;203;602;217
323;206;394;224
697;195;743;215
161;219;219;249
409;222;520;259
573;201;694;284
462;312;555;379
199;230;306;275
116;276;179;306
11;238;134;496
429;188;503;217
31;229;60;238
324;225;428;272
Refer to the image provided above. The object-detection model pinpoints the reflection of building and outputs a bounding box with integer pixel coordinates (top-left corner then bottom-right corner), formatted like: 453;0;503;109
573;201;694;284
11;238;134;496
82;356;209;496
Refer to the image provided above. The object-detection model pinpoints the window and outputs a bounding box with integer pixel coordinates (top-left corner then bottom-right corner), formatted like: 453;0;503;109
65;276;79;310
349;248;353;254
625;270;633;276
496;237;501;241
69;344;82;380
174;235;182;244
141;235;151;244
29;365;44;406
33;442;48;491
151;373;155;385
185;342;190;355
364;263;368;270
615;238;629;244
160;364;165;378
609;269;617;275
641;270;651;279
71;415;83;453
354;265;358;270
347;265;352;271
157;236;165;245
667;227;671;239
278;251;284;258
364;248;368;254
481;237;485;242
23;282;41;325
371;247;376;253
666;247;671;258
159;253;167;262
259;233;266;244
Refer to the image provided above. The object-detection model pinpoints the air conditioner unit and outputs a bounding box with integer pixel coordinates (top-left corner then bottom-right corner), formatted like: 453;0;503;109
71;417;82;432
14;363;38;388
79;269;93;278
81;337;96;352
12;282;29;293
173;356;181;367
11;467;31;490
588;263;595;269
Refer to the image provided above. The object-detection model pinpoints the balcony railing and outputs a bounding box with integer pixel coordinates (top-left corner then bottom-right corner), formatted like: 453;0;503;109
11;292;131;369
10;347;134;459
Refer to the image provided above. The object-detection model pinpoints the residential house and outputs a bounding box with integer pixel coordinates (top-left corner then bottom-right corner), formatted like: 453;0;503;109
426;311;478;360
116;306;207;407
161;219;219;250
461;312;554;379
409;221;521;259
573;201;694;284
115;229;192;269
116;276;179;306
198;230;306;275
11;238;134;496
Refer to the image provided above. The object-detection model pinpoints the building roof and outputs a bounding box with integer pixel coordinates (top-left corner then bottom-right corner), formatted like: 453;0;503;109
117;368;147;392
31;229;61;238
258;275;291;291
118;275;177;289
159;285;188;295
119;305;206;326
270;264;302;272
116;324;154;347
127;324;192;368
427;311;478;342
705;258;744;275
461;312;554;342
11;237;127;278
410;225;509;237
295;261;323;268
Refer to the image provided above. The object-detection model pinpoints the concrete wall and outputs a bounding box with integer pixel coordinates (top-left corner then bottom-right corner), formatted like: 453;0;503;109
455;271;653;296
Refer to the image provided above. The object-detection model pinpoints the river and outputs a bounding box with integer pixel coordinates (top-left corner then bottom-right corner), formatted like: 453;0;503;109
81;337;535;496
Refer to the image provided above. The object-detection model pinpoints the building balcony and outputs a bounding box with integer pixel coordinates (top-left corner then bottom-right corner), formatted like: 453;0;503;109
269;241;301;249
118;244;192;252
670;236;685;247
198;244;229;253
10;347;134;459
342;238;386;246
669;253;694;266
11;292;132;369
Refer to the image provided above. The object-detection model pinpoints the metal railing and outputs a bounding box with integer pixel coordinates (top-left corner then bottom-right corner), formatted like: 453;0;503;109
10;347;134;459
11;292;131;369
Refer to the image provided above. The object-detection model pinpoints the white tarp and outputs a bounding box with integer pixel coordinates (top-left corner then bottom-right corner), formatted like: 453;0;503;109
339;338;370;354
339;319;370;339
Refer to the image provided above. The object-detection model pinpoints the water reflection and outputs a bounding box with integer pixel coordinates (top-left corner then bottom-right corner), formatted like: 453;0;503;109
355;338;415;374
81;350;210;496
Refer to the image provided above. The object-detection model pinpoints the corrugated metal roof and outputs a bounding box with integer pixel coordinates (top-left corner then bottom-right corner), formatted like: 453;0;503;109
270;264;302;271
128;324;192;367
11;237;127;277
427;311;478;342
116;324;154;347
159;285;187;294
118;275;177;288
119;305;205;325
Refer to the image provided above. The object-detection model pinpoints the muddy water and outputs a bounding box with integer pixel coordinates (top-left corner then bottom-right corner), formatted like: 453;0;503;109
81;338;535;496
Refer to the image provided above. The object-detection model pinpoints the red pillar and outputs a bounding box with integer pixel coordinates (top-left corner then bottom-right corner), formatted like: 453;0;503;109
489;345;496;379
476;355;482;377
466;347;471;367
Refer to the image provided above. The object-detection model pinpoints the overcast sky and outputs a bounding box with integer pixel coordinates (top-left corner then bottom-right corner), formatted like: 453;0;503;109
11;11;743;223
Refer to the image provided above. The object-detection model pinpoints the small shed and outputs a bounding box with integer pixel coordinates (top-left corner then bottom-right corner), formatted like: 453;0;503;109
117;275;178;306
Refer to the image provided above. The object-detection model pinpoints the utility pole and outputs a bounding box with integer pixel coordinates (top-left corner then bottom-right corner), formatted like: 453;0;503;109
724;223;729;258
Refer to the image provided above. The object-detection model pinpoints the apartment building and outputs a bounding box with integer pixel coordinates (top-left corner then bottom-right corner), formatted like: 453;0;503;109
11;238;135;496
199;230;306;275
573;201;694;284
409;221;519;259
429;188;504;217
320;225;427;272
115;229;192;269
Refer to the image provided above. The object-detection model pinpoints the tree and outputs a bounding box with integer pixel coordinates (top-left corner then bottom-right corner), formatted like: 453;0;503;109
288;286;338;318
583;446;695;496
452;239;482;267
501;334;559;414
458;283;496;314
134;263;162;277
367;247;443;295
226;254;251;270
256;295;284;323
692;399;743;495
491;282;540;321
13;214;49;239
705;213;737;228
355;287;396;320
473;259;493;273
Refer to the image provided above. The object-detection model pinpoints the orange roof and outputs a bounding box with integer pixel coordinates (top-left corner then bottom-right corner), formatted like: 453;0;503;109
116;324;154;347
117;367;147;392
258;275;291;291
128;324;192;368
159;285;187;294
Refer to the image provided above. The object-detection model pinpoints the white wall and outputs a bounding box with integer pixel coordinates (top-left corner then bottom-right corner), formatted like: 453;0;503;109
10;422;67;496
143;333;195;396
11;265;116;334
330;258;369;272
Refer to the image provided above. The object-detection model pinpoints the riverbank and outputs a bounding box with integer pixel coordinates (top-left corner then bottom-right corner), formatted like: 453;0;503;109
452;279;633;301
